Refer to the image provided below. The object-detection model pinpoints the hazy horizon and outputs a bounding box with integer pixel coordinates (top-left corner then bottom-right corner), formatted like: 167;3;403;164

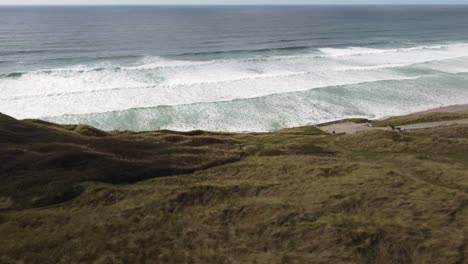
2;0;468;6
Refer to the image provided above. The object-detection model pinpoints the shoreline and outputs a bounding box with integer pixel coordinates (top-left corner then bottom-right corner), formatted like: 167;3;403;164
5;103;468;134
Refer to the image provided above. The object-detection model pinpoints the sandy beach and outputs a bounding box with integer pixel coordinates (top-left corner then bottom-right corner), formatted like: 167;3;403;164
319;104;468;134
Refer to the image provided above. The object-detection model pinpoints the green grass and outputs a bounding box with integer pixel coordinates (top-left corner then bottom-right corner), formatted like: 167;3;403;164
317;118;371;127
277;125;327;136
373;111;468;127
1;112;468;263
346;118;371;124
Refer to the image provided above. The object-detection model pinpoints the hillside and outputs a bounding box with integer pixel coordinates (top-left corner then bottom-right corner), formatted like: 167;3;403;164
1;112;468;263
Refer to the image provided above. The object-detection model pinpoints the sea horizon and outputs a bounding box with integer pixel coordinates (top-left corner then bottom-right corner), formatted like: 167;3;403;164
2;4;468;6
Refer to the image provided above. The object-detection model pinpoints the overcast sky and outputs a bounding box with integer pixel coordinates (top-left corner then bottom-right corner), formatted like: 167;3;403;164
1;0;468;5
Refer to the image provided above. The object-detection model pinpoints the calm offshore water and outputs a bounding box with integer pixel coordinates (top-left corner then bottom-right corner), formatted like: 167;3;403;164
1;6;468;131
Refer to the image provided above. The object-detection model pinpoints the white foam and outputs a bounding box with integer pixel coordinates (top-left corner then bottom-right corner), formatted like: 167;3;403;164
2;43;468;119
333;63;411;71
318;44;446;58
45;73;468;133
418;56;468;74
0;69;419;118
122;56;214;70
319;47;387;57
0;65;152;100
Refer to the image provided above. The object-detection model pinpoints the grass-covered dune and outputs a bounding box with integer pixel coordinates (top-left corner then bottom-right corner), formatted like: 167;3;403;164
373;111;468;127
1;112;468;263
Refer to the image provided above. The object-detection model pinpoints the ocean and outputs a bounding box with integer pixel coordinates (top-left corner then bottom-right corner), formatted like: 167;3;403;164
1;5;468;132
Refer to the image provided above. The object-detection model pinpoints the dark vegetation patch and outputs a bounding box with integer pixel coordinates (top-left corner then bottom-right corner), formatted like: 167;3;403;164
0;114;243;209
314;164;360;178
318;118;371;127
160;135;188;143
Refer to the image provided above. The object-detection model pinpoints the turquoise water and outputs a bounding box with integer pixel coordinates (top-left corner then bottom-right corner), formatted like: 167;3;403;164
1;6;468;131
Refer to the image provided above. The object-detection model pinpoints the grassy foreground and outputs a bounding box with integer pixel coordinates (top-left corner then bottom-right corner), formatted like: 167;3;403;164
1;112;468;263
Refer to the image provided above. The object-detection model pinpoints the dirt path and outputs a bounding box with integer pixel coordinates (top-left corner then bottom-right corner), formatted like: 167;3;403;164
319;122;388;134
319;119;468;135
